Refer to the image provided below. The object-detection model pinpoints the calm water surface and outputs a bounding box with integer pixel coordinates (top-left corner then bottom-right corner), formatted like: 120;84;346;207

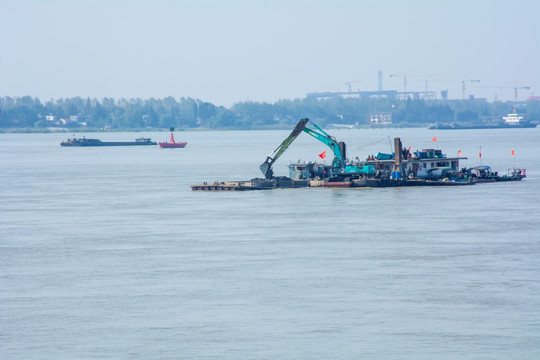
1;128;539;359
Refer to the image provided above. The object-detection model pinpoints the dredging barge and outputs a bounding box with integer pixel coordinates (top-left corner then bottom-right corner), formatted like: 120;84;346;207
191;118;525;191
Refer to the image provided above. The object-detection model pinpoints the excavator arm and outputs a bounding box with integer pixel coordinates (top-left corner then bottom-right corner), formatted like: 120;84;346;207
259;118;309;179
302;122;346;172
259;118;347;179
302;122;343;159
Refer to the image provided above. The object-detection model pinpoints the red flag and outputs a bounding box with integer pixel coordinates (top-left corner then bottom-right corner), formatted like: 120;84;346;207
432;137;437;142
458;150;463;157
318;151;326;159
479;150;482;158
511;150;515;156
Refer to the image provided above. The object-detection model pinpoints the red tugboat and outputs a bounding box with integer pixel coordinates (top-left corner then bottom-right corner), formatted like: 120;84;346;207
158;127;187;148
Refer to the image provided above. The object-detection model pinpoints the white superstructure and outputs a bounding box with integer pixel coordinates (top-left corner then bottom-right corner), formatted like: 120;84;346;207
502;109;526;125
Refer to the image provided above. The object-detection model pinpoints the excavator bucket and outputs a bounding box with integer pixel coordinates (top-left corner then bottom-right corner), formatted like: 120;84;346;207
259;161;272;179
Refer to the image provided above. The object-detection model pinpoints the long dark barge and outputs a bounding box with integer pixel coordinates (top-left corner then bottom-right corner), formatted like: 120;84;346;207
60;137;157;146
429;123;536;130
191;177;477;191
429;109;537;130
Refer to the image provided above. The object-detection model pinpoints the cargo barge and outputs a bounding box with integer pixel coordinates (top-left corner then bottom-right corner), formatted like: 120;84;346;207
429;109;537;130
429;123;536;130
60;137;157;146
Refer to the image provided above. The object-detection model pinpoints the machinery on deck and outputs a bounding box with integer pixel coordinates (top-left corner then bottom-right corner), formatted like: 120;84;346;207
259;118;309;179
259;118;347;179
192;118;487;191
302;121;347;174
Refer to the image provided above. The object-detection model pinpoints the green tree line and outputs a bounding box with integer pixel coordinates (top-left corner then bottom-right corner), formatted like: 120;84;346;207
1;95;538;131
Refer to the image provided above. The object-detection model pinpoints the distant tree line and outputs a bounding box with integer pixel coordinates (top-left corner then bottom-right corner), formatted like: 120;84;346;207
1;95;538;131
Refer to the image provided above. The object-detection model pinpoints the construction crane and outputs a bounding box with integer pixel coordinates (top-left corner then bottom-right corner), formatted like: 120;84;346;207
345;80;362;92
512;86;530;101
389;74;444;92
389;74;408;92
478;85;530;101
461;80;480;99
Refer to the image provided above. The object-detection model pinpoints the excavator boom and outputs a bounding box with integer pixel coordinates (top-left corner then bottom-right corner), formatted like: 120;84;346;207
302;122;346;172
302;123;343;160
259;118;347;178
259;118;309;178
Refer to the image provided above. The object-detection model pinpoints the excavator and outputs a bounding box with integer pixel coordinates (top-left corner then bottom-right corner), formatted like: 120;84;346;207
259;118;348;179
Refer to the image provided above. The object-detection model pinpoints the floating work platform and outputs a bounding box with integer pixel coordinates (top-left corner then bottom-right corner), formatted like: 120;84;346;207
191;177;310;191
191;183;252;191
191;117;523;192
191;176;474;191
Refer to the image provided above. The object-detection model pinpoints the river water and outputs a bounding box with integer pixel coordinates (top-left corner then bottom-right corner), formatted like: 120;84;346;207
1;127;539;359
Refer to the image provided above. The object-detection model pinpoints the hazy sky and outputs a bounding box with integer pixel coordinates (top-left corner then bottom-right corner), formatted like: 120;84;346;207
2;0;539;107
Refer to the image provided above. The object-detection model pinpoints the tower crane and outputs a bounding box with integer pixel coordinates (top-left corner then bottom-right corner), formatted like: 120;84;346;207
389;74;444;92
461;80;480;99
345;80;362;92
478;85;530;101
389;74;408;92
513;86;530;101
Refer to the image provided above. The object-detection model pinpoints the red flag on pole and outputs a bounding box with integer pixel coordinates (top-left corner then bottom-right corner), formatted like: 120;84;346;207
318;151;326;159
511;150;515;156
479;150;482;158
432;137;437;142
